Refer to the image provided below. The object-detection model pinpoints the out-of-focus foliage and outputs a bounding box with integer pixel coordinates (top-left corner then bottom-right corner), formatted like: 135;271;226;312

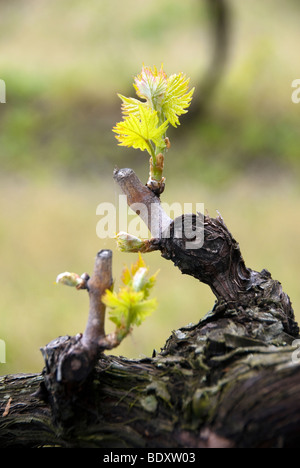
0;0;299;181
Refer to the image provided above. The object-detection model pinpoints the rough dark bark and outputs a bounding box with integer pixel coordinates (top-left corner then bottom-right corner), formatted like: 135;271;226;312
1;305;300;448
1;168;300;448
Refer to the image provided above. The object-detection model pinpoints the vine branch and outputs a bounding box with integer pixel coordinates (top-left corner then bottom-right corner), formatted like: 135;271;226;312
114;167;299;337
113;167;172;238
82;249;112;350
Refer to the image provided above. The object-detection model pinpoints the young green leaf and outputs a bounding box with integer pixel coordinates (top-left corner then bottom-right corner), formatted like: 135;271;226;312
112;105;168;156
117;94;142;118
133;65;168;108
102;254;158;341
113;64;194;191
161;73;195;127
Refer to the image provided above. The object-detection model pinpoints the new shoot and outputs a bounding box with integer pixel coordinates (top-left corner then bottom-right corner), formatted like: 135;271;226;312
113;65;194;195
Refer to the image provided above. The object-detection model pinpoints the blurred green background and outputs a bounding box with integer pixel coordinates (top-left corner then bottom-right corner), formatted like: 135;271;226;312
1;0;300;375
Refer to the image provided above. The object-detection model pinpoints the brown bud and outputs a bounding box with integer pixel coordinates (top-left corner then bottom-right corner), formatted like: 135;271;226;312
156;153;164;171
164;137;171;149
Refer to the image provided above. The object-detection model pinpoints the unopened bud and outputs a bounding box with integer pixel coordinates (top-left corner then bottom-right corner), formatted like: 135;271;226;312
56;272;86;288
132;267;148;292
115;232;146;252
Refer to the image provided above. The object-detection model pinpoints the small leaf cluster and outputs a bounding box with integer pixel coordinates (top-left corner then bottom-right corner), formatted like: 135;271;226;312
113;65;194;158
102;253;158;341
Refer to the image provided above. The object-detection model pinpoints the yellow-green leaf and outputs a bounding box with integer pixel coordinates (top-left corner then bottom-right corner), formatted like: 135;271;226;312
131;252;146;276
162;73;194;127
112;105;168;155
102;254;158;337
118;94;142;117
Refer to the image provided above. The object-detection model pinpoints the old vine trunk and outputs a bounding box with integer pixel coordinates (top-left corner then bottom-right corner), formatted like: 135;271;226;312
1;169;300;448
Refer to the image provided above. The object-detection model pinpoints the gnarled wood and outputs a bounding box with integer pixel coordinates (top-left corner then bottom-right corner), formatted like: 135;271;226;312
1;302;300;448
0;168;299;448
